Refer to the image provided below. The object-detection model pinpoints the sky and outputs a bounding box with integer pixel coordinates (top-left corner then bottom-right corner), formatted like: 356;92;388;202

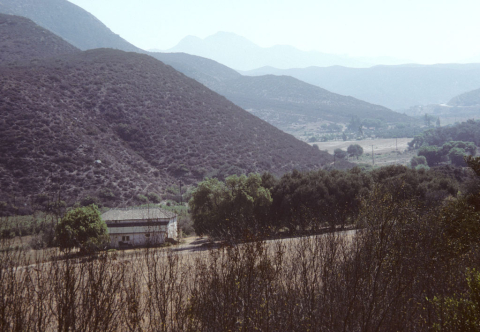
68;0;480;64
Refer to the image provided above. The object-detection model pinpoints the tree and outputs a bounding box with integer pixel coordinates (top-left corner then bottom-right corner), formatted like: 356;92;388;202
431;269;480;332
55;204;109;253
448;148;467;167
418;146;443;166
347;144;364;160
334;148;347;159
190;174;272;240
410;155;427;168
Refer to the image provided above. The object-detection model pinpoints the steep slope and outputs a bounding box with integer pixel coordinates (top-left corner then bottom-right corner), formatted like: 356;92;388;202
243;64;480;110
0;14;79;65
0;0;140;51
0;49;333;204
448;88;480;107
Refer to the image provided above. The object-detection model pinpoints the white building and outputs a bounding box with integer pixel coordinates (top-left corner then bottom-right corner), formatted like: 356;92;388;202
101;207;177;248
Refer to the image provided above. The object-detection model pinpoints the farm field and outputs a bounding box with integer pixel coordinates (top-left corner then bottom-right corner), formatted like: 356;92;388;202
310;137;416;166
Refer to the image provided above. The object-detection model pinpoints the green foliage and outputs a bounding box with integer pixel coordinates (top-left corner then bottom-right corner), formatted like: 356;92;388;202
409;119;480;149
55;204;108;252
271;168;371;231
147;192;161;203
466;155;480;176
415;140;475;167
135;194;148;203
410;155;427;168
448;147;468;167
415;164;430;171
191;166;463;239
334;148;347;159
442;141;477;156
418;145;443;166
431;269;480;331
98;188;115;201
347;144;364;159
190;174;272;240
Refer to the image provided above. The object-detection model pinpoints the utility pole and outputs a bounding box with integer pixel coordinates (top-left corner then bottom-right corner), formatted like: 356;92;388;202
179;180;182;205
395;137;398;165
372;145;375;166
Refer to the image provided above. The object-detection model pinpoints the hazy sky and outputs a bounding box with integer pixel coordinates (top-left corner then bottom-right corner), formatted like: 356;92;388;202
68;0;480;64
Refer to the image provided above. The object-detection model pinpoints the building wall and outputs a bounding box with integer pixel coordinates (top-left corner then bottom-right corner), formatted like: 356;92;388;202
167;218;178;239
106;217;176;248
109;232;166;248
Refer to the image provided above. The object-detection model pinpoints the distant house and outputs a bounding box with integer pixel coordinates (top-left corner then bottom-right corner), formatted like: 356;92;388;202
101;207;177;248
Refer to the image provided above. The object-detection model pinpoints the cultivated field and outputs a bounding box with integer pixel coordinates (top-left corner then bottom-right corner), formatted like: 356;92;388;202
310;137;416;166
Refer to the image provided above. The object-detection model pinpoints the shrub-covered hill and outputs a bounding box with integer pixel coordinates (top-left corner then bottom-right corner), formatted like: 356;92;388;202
0;0;140;52
448;87;480;107
0;14;79;65
0;49;333;204
212;74;406;123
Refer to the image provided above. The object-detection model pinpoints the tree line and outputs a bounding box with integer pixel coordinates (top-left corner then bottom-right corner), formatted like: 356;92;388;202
408;119;480;168
190;164;466;240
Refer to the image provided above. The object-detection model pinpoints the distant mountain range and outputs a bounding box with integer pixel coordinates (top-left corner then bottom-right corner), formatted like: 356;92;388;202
0;0;408;135
152;52;409;132
0;14;344;204
243;64;480;110
160;32;411;71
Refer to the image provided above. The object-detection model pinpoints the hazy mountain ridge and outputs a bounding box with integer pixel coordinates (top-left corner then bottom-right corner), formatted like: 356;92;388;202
0;46;335;203
243;64;480;110
212;75;408;125
448;88;480;107
0;0;141;52
165;32;409;70
0;0;410;134
151;53;410;129
0;13;79;65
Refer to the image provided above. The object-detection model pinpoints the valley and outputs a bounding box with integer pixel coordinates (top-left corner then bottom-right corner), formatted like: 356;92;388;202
310;138;414;166
1;1;480;331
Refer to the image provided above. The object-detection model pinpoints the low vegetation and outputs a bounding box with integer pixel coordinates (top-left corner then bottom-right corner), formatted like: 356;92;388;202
409;120;480;167
1;157;479;331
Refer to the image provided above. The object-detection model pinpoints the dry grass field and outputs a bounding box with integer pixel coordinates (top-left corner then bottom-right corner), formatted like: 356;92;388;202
310;138;416;166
